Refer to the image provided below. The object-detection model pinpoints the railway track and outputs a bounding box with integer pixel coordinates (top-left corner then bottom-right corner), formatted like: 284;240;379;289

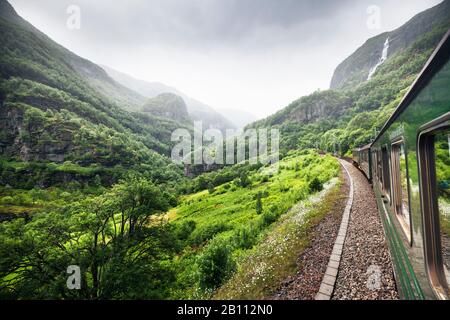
331;160;398;300
274;159;398;300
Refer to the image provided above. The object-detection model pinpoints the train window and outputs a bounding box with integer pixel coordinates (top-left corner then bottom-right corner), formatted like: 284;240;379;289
419;125;450;299
391;141;411;233
381;147;391;195
434;131;450;289
377;150;383;184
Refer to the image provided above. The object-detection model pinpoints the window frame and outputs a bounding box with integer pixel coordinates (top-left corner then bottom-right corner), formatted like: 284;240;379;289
418;112;450;300
390;137;413;243
381;145;391;199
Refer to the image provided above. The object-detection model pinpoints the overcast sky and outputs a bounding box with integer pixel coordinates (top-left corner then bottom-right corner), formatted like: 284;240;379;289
9;0;442;118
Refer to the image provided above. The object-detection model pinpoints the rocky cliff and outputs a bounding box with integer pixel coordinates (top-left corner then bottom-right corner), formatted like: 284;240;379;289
330;0;450;89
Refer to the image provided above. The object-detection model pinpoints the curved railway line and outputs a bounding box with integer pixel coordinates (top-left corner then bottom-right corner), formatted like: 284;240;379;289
276;29;450;300
275;160;398;300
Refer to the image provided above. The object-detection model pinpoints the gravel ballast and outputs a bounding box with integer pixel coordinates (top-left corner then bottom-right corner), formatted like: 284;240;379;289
332;160;398;300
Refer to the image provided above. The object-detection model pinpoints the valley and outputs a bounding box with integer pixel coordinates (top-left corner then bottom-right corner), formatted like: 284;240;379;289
0;0;449;301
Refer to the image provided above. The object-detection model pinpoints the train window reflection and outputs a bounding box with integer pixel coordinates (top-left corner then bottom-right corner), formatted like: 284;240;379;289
392;142;411;230
434;131;450;287
382;147;390;195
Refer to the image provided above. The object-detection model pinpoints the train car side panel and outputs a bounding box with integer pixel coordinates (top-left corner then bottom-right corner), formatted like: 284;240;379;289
371;54;450;299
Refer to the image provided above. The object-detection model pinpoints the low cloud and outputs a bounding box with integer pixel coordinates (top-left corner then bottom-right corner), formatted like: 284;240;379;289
9;0;442;117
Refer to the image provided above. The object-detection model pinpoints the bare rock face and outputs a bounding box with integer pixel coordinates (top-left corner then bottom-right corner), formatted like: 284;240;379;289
0;103;22;155
263;90;351;127
330;0;450;90
0;104;76;163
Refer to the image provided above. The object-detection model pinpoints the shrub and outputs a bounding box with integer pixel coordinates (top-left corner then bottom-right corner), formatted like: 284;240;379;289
189;223;229;246
197;238;236;290
261;210;278;227
255;192;263;215
278;182;289;192
207;182;215;194
232;226;258;249
238;172;251;188
176;220;196;241
308;177;323;193
196;176;209;191
0;196;14;205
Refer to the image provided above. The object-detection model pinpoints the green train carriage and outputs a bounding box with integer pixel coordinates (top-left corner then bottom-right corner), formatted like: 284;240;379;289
352;143;372;182
353;29;450;299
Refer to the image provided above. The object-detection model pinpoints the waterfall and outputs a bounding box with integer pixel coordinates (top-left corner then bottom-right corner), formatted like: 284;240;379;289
367;37;389;80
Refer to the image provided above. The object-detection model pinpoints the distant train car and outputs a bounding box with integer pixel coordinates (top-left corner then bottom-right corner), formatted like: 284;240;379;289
352;143;372;181
354;30;450;300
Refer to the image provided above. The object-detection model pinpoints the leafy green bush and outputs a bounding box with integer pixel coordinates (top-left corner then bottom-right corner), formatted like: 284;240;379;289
197;238;236;290
175;220;197;241
208;182;215;194
261;210;279;227
0;196;14;205
232;225;258;249
309;177;323;193
189;223;230;246
238;172;251;188
255;192;263;215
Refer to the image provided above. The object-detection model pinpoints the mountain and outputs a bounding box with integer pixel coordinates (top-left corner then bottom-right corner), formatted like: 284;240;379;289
101;65;236;131
0;0;186;188
249;1;450;156
330;0;450;89
142;93;190;123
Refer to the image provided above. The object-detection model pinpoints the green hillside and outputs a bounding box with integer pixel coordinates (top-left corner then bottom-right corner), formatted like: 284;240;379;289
0;0;190;190
249;19;450;156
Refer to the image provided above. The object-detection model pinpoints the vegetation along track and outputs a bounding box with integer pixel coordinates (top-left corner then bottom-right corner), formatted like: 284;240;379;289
272;165;349;299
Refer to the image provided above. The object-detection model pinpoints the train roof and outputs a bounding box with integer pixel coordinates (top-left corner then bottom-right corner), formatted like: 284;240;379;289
353;142;372;152
359;143;372;151
372;29;450;145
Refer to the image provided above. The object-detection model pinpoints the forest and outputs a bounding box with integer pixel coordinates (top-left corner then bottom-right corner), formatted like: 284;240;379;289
0;150;339;299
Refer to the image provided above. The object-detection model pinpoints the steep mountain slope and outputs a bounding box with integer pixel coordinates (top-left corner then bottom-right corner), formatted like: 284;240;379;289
101;65;236;131
249;4;450;156
142;93;190;123
0;1;147;112
0;0;185;187
330;0;450;89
